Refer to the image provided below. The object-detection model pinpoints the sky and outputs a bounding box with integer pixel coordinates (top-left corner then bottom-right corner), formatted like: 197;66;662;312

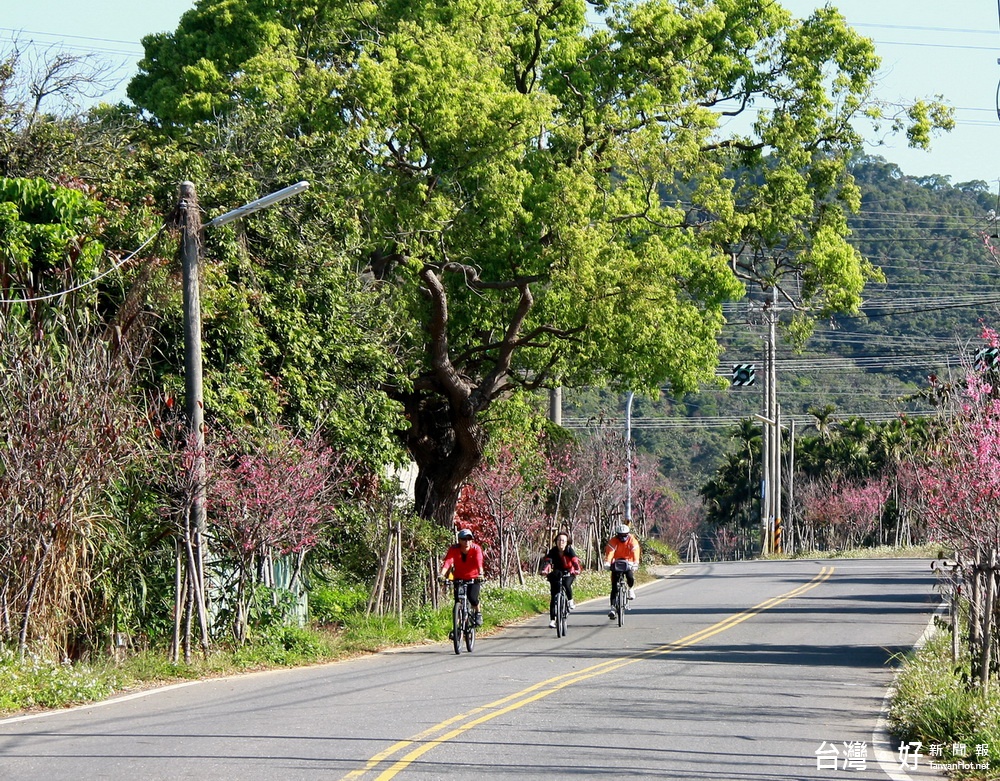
2;0;999;187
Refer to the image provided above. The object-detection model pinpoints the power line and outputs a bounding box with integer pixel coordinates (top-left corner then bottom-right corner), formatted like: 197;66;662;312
0;27;144;49
561;411;932;430
854;23;999;36
0;228;163;304
877;40;999;51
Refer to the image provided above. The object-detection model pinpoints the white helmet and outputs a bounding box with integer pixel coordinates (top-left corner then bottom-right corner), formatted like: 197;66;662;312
615;524;630;536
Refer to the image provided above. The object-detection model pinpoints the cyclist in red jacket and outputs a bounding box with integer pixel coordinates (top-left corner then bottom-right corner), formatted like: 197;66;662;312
541;531;581;628
439;528;485;627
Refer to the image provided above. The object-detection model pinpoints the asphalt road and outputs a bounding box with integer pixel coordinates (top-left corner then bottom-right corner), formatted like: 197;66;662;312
0;558;946;780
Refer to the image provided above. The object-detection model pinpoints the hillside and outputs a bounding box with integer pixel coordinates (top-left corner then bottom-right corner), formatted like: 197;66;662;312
562;157;1000;494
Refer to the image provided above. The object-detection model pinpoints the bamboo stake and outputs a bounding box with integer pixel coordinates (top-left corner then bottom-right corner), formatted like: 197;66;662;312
982;553;997;688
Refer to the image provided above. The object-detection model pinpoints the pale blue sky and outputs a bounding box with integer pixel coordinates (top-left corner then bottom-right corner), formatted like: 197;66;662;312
2;1;998;186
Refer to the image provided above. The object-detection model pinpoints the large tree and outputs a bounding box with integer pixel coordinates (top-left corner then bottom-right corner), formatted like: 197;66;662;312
128;0;950;523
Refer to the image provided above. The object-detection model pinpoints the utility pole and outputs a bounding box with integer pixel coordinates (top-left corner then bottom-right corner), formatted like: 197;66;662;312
787;419;796;553
624;391;635;525
180;182;206;536
774;401;782;553
177;181;210;662
549;386;562;426
757;286;781;556
172;179;310;662
771;286;782;554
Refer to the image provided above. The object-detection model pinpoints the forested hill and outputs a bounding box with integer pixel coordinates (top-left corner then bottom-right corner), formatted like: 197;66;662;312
563;156;1000;494
835;157;998;373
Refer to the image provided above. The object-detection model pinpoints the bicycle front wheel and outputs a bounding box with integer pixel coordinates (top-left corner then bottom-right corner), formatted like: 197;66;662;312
465;622;476;652
556;592;567;637
616;590;626;627
452;602;463;654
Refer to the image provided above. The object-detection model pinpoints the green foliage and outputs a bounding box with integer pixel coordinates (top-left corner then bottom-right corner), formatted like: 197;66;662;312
249;587;299;633
0;177;106;318
122;0;954;522
0;648;119;711
642;537;681;566
231;626;333;667
308;578;369;624
891;632;1000;774
86;467;180;652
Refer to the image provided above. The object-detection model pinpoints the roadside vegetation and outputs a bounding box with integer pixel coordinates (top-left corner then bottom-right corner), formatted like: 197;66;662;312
784;543;943;560
891;632;1000;780
0;571;613;717
0;1;993;772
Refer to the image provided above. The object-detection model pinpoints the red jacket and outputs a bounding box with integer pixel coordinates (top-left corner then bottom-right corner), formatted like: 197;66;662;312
441;542;484;580
543;546;581;575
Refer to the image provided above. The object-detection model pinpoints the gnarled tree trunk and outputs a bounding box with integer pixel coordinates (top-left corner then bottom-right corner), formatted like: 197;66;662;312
404;395;487;525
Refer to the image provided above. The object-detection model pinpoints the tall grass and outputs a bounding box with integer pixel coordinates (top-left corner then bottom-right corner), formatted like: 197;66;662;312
891;632;1000;778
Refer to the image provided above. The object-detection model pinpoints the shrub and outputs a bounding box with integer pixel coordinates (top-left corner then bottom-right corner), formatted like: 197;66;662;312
309;577;369;624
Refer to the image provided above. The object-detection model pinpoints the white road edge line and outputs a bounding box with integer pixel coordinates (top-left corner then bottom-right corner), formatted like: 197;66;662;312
0;657;352;727
0;680;202;725
872;599;947;780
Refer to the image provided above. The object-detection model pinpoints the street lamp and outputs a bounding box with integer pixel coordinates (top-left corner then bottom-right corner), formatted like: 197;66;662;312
206;181;310;228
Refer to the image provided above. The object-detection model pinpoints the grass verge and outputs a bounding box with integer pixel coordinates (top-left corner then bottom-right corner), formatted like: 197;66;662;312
0;570;615;718
786;543;944;560
890;631;1000;779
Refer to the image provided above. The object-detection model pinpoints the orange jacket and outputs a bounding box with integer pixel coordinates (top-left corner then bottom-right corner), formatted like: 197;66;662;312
603;535;641;566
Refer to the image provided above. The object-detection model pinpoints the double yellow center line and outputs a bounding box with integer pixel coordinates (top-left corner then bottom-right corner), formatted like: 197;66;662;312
341;565;834;780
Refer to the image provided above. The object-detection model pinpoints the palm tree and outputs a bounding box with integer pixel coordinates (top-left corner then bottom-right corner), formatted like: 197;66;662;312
806;403;838;442
701;421;762;533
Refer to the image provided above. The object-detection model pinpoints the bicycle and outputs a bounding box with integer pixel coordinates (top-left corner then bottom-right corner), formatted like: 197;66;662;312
443;578;477;654
551;570;574;637
610;559;634;627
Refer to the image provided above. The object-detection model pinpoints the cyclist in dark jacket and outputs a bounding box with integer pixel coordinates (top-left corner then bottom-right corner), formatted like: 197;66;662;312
541;531;581;628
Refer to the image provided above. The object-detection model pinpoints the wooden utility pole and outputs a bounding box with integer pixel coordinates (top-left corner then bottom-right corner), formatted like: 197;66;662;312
176;181;210;661
180;181;206;536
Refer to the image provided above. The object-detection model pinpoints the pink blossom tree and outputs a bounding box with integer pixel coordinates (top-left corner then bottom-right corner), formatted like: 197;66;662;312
206;428;358;643
915;326;1000;686
798;475;889;551
470;444;544;586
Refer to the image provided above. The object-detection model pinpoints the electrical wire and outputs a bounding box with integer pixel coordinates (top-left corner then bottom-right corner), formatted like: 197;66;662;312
996;0;1000;122
0;227;163;305
560;410;931;430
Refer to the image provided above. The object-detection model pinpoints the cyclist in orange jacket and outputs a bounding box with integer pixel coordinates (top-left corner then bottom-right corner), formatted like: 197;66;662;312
439;528;485;627
603;523;640;620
